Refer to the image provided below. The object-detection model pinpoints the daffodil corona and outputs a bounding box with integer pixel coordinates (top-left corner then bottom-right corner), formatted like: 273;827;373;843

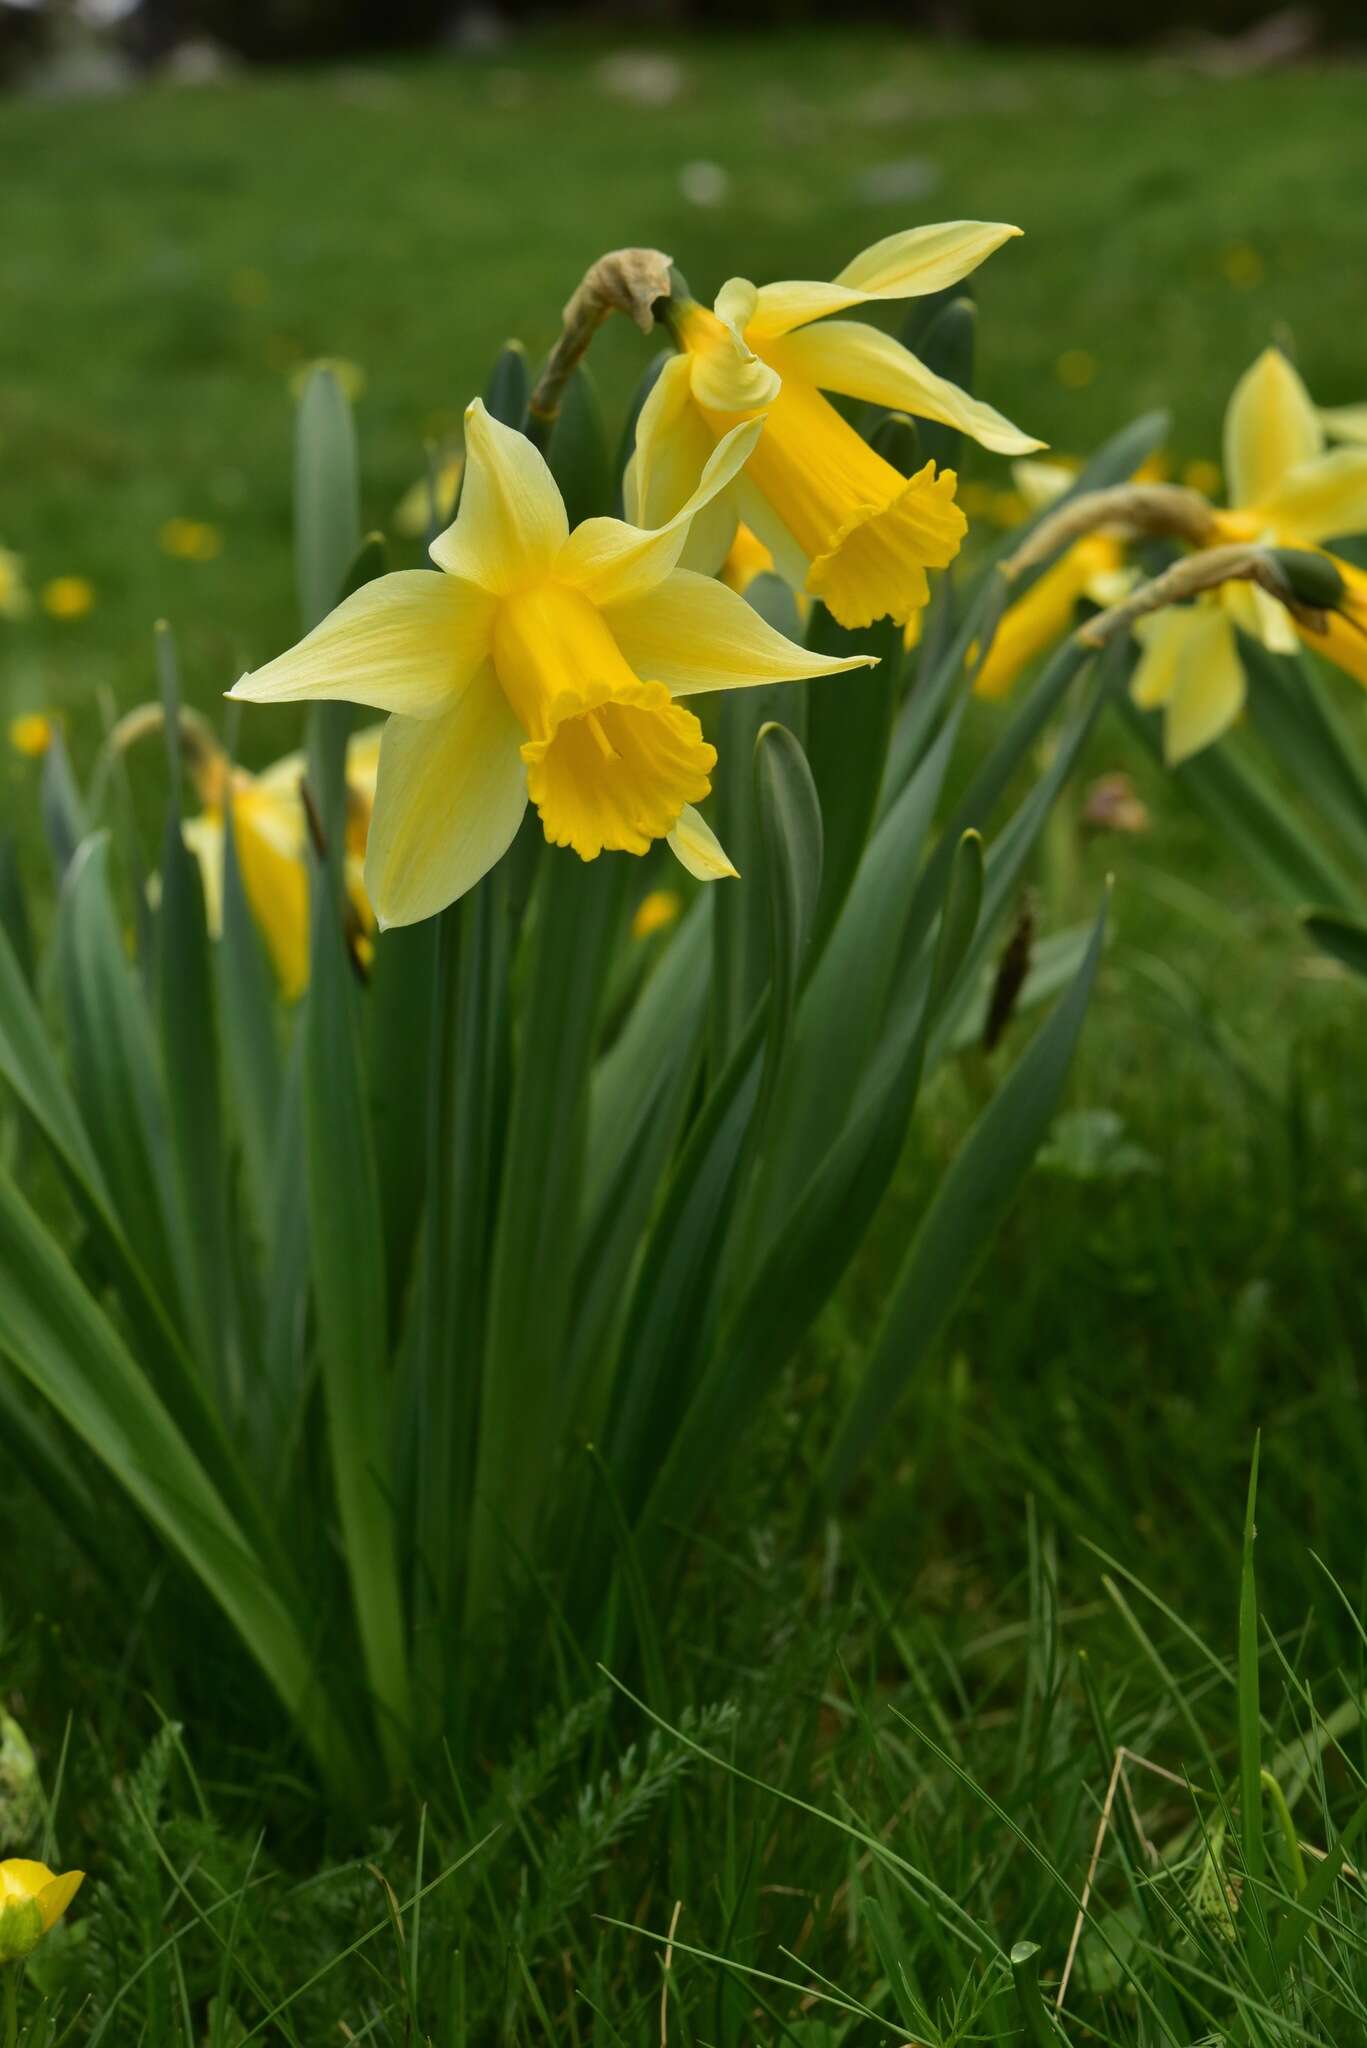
231;401;874;926
1133;348;1367;761
630;223;1042;631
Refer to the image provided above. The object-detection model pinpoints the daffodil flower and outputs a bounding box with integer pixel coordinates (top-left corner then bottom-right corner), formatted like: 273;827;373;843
182;727;382;1000
627;222;1042;632
0;1860;83;1965
230;400;874;927
1133;348;1367;762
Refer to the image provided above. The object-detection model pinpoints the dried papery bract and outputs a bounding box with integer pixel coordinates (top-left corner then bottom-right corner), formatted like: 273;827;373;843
1077;542;1344;650
526;247;674;447
1002;482;1221;586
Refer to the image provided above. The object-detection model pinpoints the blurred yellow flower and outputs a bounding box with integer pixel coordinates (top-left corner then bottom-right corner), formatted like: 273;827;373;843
9;713;55;759
978;533;1130;700
41;576;94;621
1220;242;1264;289
1182;457;1223;497
0;545;30;621
1320;403;1367;446
1299;554;1367;689
159;517;223;562
631;888;683;940
183;727;383;1002
393;452;464;539
0;1860;84;1964
719;521;777;593
232;401;873;924
1055;349;1098;391
632;221;1041;630
1133;347;1367;760
290;356;366;402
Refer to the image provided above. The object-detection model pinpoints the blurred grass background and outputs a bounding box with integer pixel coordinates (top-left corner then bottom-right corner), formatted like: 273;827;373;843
3;29;1367;744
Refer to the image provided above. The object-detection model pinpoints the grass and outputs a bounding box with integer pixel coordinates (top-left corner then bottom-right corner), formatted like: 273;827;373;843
4;24;1367;2047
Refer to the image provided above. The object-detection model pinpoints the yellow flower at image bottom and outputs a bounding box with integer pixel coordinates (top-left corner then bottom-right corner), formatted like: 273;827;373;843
0;1860;84;1964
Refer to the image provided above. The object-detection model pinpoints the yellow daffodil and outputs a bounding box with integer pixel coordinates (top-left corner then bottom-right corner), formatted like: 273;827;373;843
8;713;55;760
631;888;683;940
159;517;223;562
1132;348;1367;762
394;452;465;539
0;546;30;621
230;400;873;927
628;222;1042;632
1319;404;1367;446
0;1861;83;1964
183;726;382;1000
1298;554;1367;688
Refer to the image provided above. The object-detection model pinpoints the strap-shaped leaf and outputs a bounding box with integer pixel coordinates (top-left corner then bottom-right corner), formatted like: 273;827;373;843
304;863;411;1772
753;720;823;1133
294;363;361;633
822;888;1109;1500
0;1166;354;1791
1302;907;1367;976
802;608;900;950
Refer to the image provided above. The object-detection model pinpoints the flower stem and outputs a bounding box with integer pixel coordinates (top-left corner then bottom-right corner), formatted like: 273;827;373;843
4;1964;19;2048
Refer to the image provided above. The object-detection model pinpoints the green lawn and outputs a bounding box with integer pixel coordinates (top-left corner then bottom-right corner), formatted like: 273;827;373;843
3;30;1367;744
5;30;1367;2046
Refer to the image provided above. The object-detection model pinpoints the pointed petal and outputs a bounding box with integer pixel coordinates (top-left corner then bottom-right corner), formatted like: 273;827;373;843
765;319;1044;456
624;356;705;527
603;566;875;697
429;398;568;591
686;280;782;411
229;571;495;719
747;221;1023;340
36;1872;84;1932
1224;347;1322;512
1164;608;1245;764
1222;577;1299;654
556;419;761;607
1130;606;1205;710
668;803;739;880
363;673;528;927
1259;449;1367;543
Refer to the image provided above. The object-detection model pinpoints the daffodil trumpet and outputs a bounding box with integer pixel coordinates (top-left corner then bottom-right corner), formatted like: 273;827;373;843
230;399;876;928
626;222;1043;632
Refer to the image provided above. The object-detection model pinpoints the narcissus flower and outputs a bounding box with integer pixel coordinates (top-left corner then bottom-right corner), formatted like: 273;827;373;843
1298;553;1367;687
631;888;683;940
41;576;94;621
231;401;873;926
394;452;465;538
630;222;1042;631
0;1860;84;1964
182;727;382;1001
1132;348;1367;761
975;460;1135;701
8;713;55;759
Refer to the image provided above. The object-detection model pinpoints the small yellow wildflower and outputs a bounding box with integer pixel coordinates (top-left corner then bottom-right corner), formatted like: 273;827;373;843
1055;349;1098;391
631;888;683;940
1220;242;1264;290
1132;347;1367;760
231;400;874;925
159;518;223;562
1182;457;1223;497
0;1860;84;1965
0;545;30;621
9;713;55;759
632;221;1041;631
41;576;94;621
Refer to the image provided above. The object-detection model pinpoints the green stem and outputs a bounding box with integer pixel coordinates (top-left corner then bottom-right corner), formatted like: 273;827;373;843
5;1964;19;2048
1261;1766;1308;1896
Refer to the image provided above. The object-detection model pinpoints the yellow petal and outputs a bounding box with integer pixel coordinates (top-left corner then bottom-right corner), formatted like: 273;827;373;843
681;289;781;412
766;319;1043;456
1130;606;1205;710
1154;607;1245;764
555;418;761;607
36;1870;84;1932
668;803;739;880
1258;449;1367;544
602;566;875;696
1297;553;1367;686
231;788;312;1000
1221;577;1299;655
363;673;527;927
624;356;707;528
229;571;495;719
429;398;568;592
1224;346;1322;512
747;221;1022;341
181;812;227;936
1;1862;58;1903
